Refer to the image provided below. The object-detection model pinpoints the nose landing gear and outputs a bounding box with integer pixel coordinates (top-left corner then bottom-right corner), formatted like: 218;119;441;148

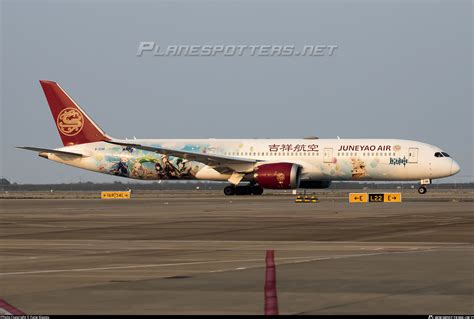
418;179;431;194
418;186;427;194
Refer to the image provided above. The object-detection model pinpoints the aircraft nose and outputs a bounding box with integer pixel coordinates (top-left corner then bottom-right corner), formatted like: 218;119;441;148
450;160;461;175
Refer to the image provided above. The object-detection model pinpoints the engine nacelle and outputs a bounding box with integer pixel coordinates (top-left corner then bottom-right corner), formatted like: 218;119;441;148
299;180;332;189
254;163;301;189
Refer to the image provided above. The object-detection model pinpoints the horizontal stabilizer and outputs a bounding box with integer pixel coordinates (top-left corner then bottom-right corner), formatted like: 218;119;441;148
16;146;84;157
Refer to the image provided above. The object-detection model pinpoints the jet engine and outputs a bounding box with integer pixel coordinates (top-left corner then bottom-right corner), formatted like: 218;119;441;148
254;163;301;189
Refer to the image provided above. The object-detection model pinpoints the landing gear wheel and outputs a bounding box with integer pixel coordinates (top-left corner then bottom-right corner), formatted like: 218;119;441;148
418;186;427;194
224;185;235;196
251;186;264;195
235;186;252;195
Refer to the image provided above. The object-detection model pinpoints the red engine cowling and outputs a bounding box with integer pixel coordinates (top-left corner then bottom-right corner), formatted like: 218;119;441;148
254;163;301;189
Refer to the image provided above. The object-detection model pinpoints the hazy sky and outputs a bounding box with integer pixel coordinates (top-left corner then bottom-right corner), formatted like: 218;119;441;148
1;0;472;184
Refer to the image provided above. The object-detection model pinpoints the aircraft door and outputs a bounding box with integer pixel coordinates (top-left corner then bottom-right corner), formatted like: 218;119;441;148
408;147;418;163
323;148;333;163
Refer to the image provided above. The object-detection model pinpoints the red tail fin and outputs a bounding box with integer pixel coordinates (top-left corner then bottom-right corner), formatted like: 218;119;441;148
39;80;111;146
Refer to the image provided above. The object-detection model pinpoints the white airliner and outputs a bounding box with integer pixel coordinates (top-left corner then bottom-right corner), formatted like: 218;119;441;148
18;80;461;195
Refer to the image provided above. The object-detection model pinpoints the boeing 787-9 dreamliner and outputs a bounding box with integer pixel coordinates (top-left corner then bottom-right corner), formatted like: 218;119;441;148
18;81;461;195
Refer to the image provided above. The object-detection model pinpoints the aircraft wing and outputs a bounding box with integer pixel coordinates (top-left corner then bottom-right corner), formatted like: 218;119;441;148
106;140;258;173
17;146;84;157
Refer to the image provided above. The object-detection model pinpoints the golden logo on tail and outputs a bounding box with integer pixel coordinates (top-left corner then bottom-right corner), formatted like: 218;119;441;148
56;108;84;136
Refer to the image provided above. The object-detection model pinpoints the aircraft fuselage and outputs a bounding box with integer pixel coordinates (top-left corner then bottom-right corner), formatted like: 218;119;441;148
43;138;460;182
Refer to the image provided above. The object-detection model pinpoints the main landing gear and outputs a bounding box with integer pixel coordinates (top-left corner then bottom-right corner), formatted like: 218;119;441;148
418;179;431;195
223;185;264;196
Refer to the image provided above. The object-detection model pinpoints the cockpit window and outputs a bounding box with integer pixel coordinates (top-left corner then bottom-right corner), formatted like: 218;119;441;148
434;152;443;157
441;152;450;157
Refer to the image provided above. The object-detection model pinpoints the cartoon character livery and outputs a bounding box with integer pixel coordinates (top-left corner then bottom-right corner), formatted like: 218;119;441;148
18;81;461;195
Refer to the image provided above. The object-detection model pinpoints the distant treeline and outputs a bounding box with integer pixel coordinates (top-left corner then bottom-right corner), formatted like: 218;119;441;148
1;180;473;192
